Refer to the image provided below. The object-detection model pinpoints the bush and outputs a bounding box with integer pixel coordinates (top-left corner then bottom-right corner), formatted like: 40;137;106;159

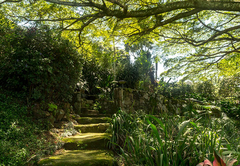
0;24;82;103
196;81;216;100
218;77;240;98
221;100;240;122
156;80;193;99
81;58;114;96
116;62;140;89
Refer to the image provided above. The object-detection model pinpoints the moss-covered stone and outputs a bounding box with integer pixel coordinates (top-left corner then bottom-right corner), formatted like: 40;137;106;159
38;150;117;166
62;133;111;150
74;123;110;133
79;114;112;117
76;117;111;124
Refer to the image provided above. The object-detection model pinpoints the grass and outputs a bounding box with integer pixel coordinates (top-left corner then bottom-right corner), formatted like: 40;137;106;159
109;109;240;166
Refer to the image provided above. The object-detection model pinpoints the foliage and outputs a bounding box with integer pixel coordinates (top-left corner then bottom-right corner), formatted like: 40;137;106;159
221;100;240;124
197;150;240;166
0;22;82;103
0;90;59;166
156;79;193;99
218;77;240;98
116;62;141;89
2;0;240;80
109;109;240;166
125;39;156;89
195;81;216;101
81;58;114;96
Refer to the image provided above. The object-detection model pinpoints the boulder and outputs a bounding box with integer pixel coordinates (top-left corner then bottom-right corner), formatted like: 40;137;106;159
56;109;65;121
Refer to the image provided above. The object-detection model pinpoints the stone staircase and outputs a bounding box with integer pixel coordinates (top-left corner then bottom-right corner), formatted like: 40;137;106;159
39;110;117;166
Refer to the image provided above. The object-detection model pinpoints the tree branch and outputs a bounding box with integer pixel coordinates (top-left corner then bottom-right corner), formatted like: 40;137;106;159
130;8;202;37
0;0;22;4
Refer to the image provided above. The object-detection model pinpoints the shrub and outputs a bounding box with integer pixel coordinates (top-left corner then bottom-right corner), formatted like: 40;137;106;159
116;62;140;89
0;24;82;103
196;81;216;100
109;110;240;166
81;58;114;96
221;100;240;122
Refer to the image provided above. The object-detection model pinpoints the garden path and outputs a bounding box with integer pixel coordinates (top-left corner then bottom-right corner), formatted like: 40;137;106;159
39;110;117;166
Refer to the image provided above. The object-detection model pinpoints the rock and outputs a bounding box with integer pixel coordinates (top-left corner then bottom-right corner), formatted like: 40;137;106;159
71;114;80;119
61;132;71;137
71;119;78;125
143;93;148;100
81;107;88;114
50;128;59;133
124;97;132;106
50;145;58;152
57;142;64;149
64;122;74;130
56;109;65;121
33;109;51;119
71;129;78;135
74;102;81;115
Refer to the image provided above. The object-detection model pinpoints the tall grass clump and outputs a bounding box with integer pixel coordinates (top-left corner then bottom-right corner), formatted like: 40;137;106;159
109;110;240;166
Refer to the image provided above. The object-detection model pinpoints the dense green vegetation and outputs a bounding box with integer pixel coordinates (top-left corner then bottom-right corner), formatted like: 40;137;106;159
0;22;82;103
0;90;61;166
0;14;81;165
107;80;240;165
0;0;240;165
110;109;240;166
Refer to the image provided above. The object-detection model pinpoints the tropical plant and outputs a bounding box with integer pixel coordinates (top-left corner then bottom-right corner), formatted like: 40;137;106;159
109;110;240;166
81;58;114;96
197;150;240;166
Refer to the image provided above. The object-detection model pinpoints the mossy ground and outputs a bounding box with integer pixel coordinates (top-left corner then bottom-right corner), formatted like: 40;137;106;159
74;123;110;133
38;150;117;166
62;133;111;150
76;117;111;124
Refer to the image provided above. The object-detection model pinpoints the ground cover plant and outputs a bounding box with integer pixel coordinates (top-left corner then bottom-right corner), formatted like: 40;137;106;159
0;90;62;166
109;109;240;166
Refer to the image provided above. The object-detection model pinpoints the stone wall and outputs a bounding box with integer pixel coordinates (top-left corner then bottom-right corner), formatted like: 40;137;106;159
113;88;174;114
72;88;186;115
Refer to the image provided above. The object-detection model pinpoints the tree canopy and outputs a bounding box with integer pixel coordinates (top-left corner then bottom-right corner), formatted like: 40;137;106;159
1;0;240;79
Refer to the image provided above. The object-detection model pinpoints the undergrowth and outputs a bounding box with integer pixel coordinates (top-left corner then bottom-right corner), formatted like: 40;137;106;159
0;89;58;166
109;110;240;166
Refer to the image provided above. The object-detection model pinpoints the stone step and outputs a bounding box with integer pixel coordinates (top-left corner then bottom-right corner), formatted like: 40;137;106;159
75;123;110;133
62;133;111;150
38;150;117;166
85;110;99;115
76;117;111;124
80;114;112;117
